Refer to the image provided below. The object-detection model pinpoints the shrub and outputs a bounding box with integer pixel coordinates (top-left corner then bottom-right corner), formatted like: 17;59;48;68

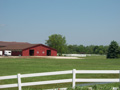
107;41;119;59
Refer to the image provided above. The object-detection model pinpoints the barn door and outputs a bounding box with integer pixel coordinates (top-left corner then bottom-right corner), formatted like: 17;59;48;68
29;50;34;56
47;50;51;56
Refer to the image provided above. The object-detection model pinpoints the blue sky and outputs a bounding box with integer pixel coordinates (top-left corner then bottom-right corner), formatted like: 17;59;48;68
0;0;120;46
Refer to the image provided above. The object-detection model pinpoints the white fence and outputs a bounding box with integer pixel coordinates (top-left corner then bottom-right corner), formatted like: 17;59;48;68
62;54;87;57
0;69;120;90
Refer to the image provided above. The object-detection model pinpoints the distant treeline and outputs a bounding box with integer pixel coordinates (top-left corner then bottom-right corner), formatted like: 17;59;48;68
65;45;109;55
45;34;119;56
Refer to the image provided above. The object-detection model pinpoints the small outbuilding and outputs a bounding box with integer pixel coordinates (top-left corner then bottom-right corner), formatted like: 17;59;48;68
0;41;57;56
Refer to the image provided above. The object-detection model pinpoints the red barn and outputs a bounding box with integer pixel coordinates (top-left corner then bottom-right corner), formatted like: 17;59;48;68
0;41;57;56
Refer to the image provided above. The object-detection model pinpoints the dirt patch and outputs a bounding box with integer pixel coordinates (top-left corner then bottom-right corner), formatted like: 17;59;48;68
0;56;82;59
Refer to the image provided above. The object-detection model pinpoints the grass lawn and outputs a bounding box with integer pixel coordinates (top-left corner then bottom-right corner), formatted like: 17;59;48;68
0;56;120;90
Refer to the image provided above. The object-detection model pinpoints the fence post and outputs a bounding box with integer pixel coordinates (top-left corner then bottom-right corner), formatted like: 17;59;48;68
17;74;22;90
72;69;76;89
119;70;120;82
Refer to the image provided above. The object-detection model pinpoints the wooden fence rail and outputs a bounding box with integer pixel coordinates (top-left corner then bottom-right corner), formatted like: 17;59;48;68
0;69;120;90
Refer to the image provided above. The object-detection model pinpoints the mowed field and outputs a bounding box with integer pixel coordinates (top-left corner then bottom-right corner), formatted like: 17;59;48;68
0;56;120;90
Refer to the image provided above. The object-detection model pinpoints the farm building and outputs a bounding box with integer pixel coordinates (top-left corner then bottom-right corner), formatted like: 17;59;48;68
0;41;57;56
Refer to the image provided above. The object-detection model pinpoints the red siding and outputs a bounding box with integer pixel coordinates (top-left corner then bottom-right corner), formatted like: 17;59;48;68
22;45;57;56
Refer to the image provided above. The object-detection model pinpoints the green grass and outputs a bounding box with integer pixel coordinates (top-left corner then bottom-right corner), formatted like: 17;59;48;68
0;56;120;90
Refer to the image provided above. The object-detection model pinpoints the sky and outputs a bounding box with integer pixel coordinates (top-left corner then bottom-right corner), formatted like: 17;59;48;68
0;0;120;46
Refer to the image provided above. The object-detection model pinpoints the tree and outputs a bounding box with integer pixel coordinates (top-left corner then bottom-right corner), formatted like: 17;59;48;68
78;45;85;54
117;46;120;58
85;45;94;54
93;46;99;54
107;41;119;59
45;34;67;55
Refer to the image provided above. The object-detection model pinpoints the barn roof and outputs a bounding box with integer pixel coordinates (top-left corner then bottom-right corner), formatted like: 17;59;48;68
0;41;57;51
0;44;37;50
0;41;30;46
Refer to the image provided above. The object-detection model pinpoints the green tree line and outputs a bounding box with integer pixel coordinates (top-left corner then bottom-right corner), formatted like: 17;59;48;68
65;45;109;55
46;34;120;57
